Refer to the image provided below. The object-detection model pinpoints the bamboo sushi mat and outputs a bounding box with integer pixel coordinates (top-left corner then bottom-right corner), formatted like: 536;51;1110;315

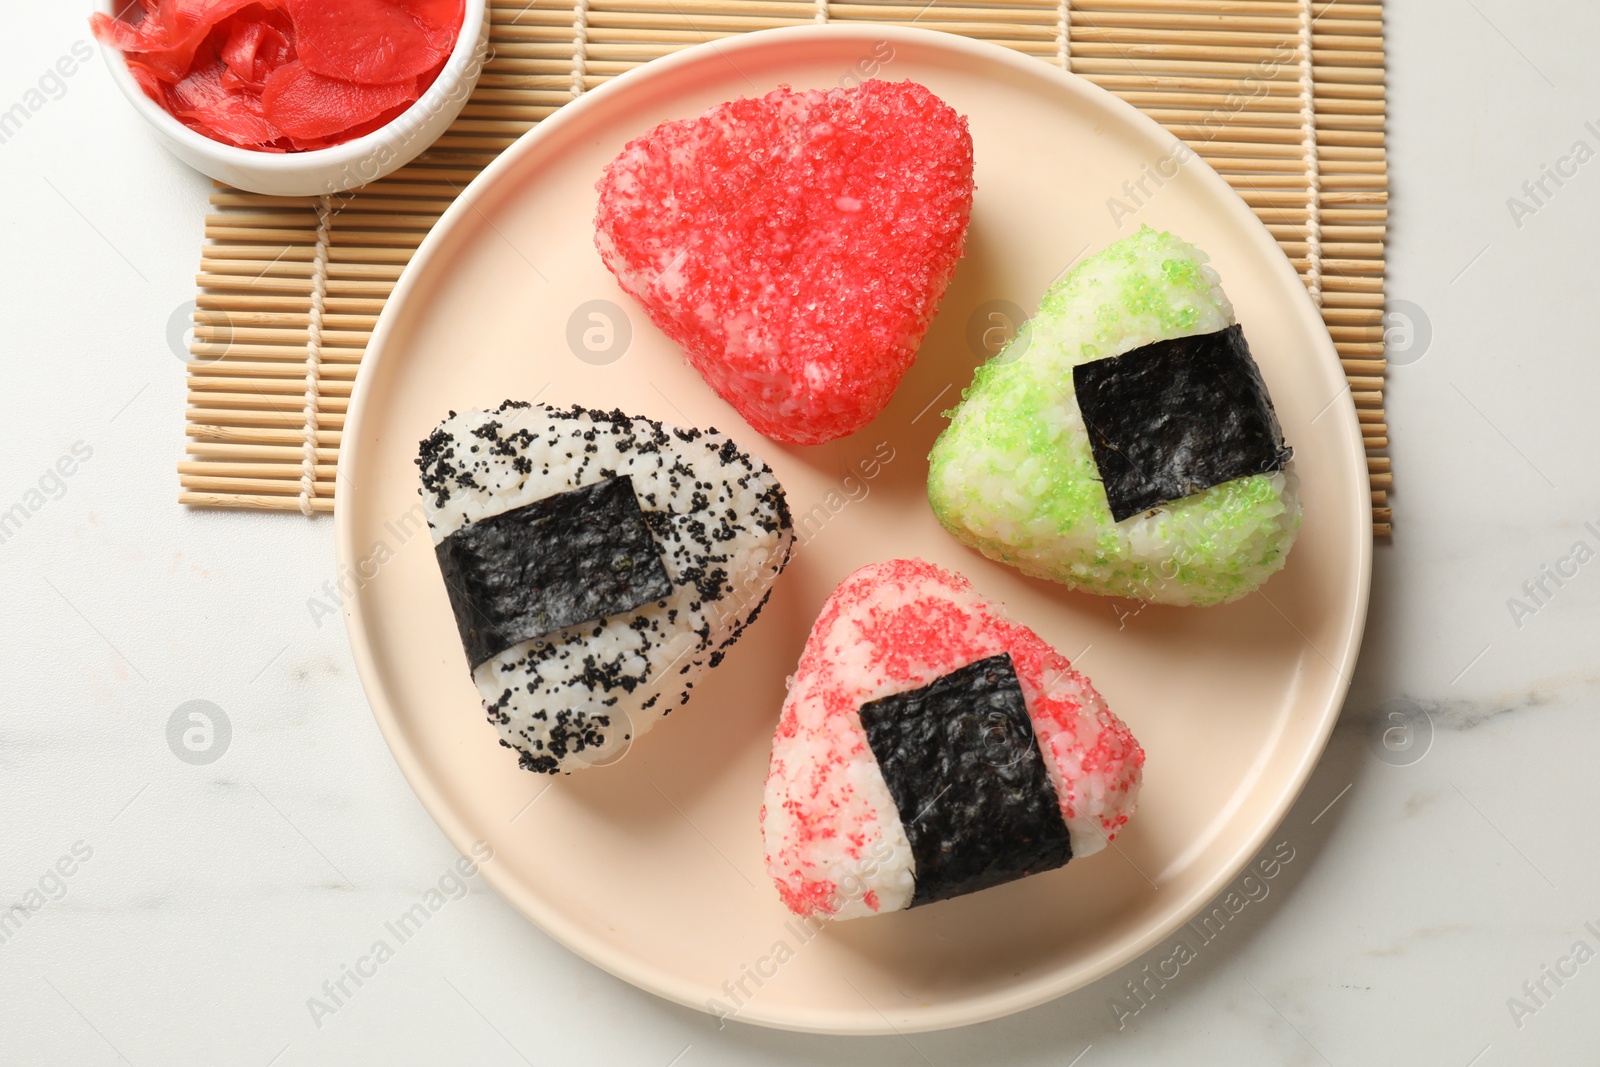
181;0;1393;536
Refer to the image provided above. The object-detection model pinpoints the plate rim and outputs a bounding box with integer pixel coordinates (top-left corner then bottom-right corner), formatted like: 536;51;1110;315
336;23;1373;1036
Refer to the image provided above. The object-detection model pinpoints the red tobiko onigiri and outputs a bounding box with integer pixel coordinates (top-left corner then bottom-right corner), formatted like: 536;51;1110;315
594;80;975;446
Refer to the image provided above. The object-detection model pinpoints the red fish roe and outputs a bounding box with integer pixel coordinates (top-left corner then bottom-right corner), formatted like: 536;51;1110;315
91;0;462;152
594;81;975;446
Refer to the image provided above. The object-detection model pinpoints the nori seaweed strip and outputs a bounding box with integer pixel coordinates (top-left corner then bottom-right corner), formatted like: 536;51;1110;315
1073;324;1293;522
434;475;673;668
858;653;1071;907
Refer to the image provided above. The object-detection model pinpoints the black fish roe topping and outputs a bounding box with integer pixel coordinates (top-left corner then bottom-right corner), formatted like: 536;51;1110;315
519;751;560;775
416;426;461;508
1073;324;1293;522
434;474;673;667
858;653;1072;907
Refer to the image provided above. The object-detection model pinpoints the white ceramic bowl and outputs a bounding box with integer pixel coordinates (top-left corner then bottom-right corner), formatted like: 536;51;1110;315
95;0;489;196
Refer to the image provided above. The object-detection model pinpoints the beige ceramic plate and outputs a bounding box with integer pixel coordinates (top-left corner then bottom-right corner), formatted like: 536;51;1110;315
338;25;1371;1035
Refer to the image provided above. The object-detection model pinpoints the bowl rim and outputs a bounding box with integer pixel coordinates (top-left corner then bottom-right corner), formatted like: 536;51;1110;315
93;0;488;170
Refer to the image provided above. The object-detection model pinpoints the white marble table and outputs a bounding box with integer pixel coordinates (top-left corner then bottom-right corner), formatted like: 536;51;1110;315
4;1;1597;1063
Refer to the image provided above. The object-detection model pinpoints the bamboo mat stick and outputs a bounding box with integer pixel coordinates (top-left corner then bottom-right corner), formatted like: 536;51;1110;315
188;424;343;445
187;442;341;461
180;492;336;512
